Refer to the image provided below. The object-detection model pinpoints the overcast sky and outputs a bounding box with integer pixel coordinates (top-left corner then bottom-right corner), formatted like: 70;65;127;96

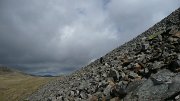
0;0;179;75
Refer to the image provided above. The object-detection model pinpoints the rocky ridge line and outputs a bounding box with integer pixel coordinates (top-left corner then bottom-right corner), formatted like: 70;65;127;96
27;7;180;101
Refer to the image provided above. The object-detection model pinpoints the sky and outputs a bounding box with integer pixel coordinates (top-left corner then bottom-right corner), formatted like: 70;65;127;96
0;0;179;75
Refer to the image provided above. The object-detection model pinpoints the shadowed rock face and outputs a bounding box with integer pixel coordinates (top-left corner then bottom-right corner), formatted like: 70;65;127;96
27;8;180;101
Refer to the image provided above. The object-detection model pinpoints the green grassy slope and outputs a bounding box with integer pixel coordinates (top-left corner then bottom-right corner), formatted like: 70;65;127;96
0;68;55;101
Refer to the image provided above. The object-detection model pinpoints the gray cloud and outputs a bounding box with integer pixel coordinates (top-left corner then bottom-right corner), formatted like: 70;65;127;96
0;0;179;75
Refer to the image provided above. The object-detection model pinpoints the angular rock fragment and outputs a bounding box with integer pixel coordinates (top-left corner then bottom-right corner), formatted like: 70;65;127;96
128;71;139;79
141;43;150;52
108;69;120;81
151;69;174;85
152;61;164;70
103;85;112;100
80;91;88;99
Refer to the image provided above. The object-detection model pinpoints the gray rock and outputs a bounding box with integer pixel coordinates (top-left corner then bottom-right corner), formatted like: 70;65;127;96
120;72;126;78
126;79;145;92
137;53;146;62
79;81;88;90
163;73;180;100
109;68;120;81
142;43;150;51
80;91;88;99
128;71;139;79
70;90;75;97
158;34;163;41
175;95;180;100
125;78;169;101
102;73;107;78
123;66;128;70
93;92;103;100
47;98;52;101
152;61;164;70
56;96;64;101
144;68;149;74
124;69;179;101
122;81;128;85
103;85;112;100
74;98;81;101
178;54;180;60
151;69;174;85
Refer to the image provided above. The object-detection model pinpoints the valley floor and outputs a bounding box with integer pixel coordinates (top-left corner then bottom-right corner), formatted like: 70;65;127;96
0;73;55;101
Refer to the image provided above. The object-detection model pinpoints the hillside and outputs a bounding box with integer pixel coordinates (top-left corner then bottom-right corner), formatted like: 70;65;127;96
27;8;180;101
0;66;17;74
0;66;55;101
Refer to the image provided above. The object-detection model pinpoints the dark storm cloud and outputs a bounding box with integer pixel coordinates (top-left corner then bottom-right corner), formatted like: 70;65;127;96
106;0;180;41
0;0;179;75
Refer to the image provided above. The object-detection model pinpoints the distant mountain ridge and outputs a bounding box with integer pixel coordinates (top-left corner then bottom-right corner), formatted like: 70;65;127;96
0;65;57;77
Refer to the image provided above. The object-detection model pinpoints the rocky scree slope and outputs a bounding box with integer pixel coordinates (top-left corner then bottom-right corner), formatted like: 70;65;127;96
27;8;180;101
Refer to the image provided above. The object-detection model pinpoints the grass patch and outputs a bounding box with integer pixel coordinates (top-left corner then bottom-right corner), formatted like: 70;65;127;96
147;30;164;40
0;73;55;101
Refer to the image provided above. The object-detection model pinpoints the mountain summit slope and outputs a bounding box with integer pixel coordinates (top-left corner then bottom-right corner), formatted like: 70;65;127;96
27;8;180;101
